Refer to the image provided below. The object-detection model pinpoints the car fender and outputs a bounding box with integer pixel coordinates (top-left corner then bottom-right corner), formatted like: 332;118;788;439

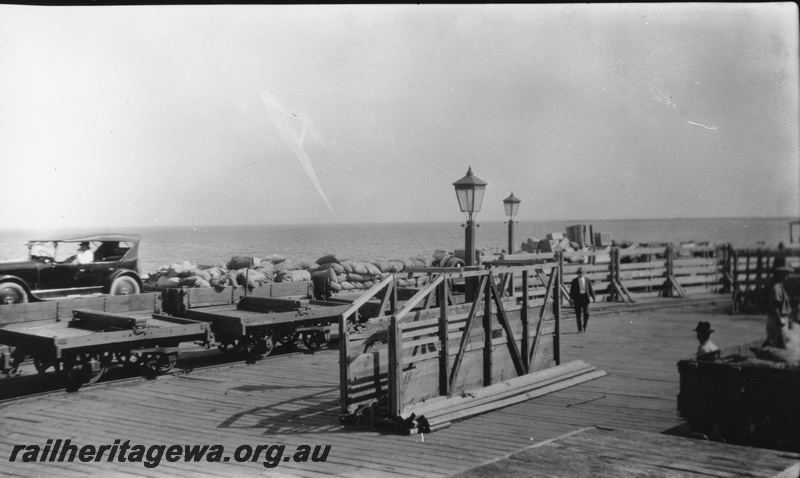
103;270;142;293
0;275;34;300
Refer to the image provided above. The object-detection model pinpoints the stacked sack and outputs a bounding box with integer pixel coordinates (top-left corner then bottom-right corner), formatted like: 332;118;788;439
146;249;468;293
308;252;463;292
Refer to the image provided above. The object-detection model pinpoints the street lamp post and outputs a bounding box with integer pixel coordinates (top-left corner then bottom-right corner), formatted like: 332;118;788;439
453;167;487;302
503;192;521;255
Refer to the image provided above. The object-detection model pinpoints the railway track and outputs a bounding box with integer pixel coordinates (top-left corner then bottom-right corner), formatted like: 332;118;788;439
0;341;337;405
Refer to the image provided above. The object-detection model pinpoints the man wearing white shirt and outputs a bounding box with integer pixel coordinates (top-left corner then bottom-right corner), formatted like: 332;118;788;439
75;242;94;264
569;267;595;333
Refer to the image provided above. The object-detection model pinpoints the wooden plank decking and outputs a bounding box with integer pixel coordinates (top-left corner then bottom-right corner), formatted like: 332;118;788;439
2;296;798;477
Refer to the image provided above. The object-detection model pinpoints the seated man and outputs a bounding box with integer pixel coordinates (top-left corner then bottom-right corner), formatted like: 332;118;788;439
75;242;94;264
695;321;719;360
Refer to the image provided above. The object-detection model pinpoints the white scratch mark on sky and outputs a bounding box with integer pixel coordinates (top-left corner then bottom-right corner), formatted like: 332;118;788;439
688;120;717;130
602;135;619;182
259;90;333;211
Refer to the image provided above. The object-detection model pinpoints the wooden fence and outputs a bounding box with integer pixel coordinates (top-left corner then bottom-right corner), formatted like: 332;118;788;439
726;247;800;313
338;265;561;426
489;244;724;306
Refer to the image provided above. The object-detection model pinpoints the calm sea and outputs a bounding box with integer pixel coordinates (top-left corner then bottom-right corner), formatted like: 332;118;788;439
0;217;795;275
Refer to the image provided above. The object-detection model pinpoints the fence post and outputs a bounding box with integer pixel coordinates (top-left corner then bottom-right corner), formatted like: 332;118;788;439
339;314;349;415
388;316;403;417
553;266;561;365
437;280;450;397
521;270;530;372
665;244;674;297
483;274;493;387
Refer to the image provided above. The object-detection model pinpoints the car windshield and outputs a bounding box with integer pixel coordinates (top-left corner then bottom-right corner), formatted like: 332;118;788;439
28;242;57;260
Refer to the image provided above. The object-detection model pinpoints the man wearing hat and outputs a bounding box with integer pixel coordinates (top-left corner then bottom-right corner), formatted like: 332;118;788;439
765;265;794;347
694;321;719;359
570;267;595;333
75;242;94;265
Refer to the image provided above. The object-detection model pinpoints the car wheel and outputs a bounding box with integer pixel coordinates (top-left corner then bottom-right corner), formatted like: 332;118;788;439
109;276;140;296
0;282;28;304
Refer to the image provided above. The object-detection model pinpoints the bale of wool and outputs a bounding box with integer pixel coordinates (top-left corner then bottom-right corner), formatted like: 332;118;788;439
363;281;374;289
340;281;355;290
206;267;227;278
393;258;416;270
236;268;269;290
364;263;382;276
314;262;345;275
414;256;434;267
311;267;338;283
194;270;212;281
433;254;451;267
317;253;347;265
156;276;181;288
351;262;369;275
347;273;366;283
228;256;255;270
262;254;286;264
296;260;317;270
338;261;354;274
255;262;275;279
396;279;408;287
371;261;392;273
417;275;429;286
209;275;230;289
166;261;194;278
179;276;210;288
276;269;311;283
275;260;301;272
388;261;405;273
352;282;365;290
329;281;342;291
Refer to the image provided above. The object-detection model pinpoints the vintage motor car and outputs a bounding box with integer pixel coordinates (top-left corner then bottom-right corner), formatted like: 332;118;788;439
0;233;142;304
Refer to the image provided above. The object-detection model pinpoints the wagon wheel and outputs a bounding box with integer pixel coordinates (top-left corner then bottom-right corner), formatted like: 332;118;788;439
63;352;107;386
142;352;177;375
242;329;274;359
217;339;238;355
115;351;145;371
276;330;299;348
33;356;61;375
302;330;328;351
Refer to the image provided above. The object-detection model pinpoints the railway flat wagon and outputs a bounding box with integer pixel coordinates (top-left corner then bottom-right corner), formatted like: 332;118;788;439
185;295;350;358
0;292;211;387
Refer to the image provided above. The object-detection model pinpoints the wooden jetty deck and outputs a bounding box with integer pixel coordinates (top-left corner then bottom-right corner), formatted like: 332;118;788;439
2;295;799;477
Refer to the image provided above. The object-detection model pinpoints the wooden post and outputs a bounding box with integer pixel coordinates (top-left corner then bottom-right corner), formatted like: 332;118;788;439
388;316;404;417
483;274;493;387
666;244;674;297
553;266;561;365
438;280;450;397
339;314;349;414
557;250;565;306
521;271;530;373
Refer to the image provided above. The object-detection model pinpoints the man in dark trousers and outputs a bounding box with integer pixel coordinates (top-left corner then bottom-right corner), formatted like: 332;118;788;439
570;267;595;333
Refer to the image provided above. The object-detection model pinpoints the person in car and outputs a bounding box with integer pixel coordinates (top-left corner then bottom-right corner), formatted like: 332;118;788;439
75;242;94;264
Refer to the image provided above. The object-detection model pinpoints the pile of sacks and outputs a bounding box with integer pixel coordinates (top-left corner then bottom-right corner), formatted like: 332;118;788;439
146;250;467;292
308;251;465;292
148;254;313;291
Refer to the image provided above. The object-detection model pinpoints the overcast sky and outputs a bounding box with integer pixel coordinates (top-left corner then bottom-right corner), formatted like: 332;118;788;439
1;3;797;230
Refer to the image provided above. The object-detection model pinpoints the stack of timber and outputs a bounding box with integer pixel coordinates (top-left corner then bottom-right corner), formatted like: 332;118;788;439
400;360;605;434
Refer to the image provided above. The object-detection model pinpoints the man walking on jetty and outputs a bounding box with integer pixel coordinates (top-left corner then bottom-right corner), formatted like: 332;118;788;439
765;265;794;347
570;267;595;333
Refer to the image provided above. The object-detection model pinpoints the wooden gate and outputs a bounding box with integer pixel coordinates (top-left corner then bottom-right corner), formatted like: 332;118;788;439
338;265;573;432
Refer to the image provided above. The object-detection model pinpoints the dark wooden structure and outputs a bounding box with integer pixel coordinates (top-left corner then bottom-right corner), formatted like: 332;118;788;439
336;265;594;433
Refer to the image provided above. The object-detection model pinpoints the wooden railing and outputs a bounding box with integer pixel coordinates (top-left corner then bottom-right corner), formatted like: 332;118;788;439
338;265;560;418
